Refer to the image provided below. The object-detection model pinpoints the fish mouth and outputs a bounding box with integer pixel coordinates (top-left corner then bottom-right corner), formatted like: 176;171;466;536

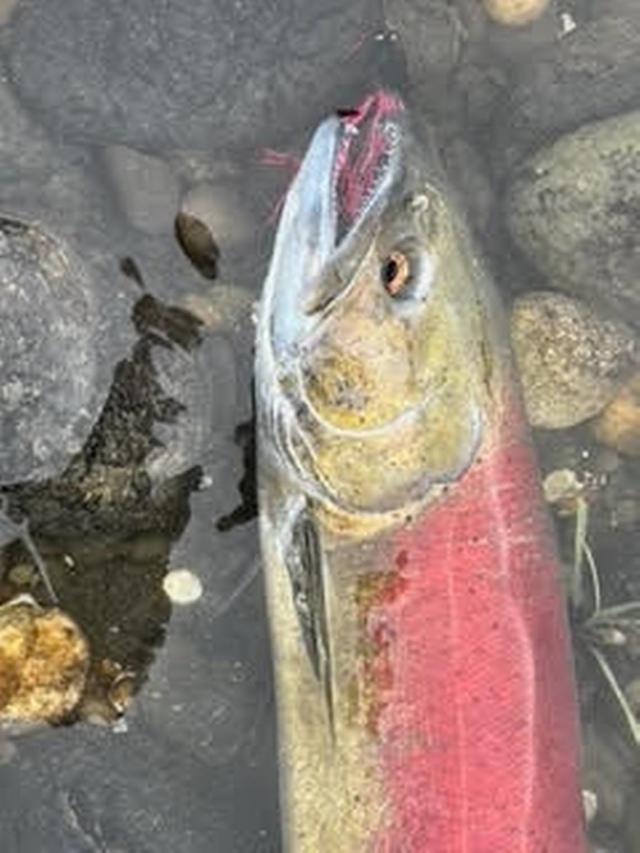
259;90;405;359
333;92;404;250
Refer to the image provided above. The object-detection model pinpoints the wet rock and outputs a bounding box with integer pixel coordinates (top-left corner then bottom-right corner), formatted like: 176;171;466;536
103;145;179;235
493;15;640;171
0;595;89;724
2;288;238;541
5;0;377;151
593;372;640;457
0;217;120;484
510;292;639;429
505;111;640;324
482;0;550;27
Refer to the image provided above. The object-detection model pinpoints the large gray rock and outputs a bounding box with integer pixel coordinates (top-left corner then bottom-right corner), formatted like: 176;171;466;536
4;0;378;151
505;110;640;326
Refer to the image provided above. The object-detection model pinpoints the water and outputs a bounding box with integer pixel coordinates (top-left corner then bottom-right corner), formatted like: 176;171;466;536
0;0;638;850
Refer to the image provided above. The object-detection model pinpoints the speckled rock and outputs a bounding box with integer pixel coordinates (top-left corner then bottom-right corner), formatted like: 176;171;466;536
505;111;640;325
103;145;179;235
5;0;377;151
510;291;639;429
0;595;89;724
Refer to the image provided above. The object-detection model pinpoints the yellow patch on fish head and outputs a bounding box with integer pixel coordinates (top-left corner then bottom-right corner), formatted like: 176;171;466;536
292;185;500;513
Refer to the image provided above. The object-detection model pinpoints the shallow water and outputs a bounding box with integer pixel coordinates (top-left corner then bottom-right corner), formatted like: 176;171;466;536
0;1;639;851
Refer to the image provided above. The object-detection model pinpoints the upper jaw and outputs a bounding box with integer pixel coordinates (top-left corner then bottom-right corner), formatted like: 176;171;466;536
258;92;406;366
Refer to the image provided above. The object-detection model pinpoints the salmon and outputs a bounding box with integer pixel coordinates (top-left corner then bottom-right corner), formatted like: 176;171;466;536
255;91;587;852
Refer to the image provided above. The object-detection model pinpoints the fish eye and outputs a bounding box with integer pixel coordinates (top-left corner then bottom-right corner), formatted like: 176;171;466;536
381;250;410;297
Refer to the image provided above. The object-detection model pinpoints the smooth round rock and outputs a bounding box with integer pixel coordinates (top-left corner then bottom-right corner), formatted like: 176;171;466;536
506;111;640;325
163;569;203;605
510;291;639;429
0;218;101;483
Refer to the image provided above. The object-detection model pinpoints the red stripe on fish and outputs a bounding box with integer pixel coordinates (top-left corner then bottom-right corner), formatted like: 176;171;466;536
366;399;586;852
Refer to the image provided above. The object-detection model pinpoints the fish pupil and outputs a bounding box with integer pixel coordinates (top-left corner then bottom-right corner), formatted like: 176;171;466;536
381;256;398;285
381;251;409;296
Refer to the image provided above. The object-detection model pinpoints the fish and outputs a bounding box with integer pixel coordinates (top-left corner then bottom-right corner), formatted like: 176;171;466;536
255;91;587;852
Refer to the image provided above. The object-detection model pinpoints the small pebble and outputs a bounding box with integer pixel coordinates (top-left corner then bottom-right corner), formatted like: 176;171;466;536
593;372;640;457
542;468;583;508
482;0;549;27
163;569;203;605
582;789;598;824
7;562;37;588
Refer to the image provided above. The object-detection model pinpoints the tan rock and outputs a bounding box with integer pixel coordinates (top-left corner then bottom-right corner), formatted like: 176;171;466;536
0;596;89;723
510;291;638;428
483;0;550;27
593;372;640;456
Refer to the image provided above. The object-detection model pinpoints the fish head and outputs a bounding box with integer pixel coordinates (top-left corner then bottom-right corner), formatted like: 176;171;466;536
257;91;504;516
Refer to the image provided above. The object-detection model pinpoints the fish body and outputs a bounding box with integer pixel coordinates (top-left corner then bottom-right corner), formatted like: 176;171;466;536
256;92;586;851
